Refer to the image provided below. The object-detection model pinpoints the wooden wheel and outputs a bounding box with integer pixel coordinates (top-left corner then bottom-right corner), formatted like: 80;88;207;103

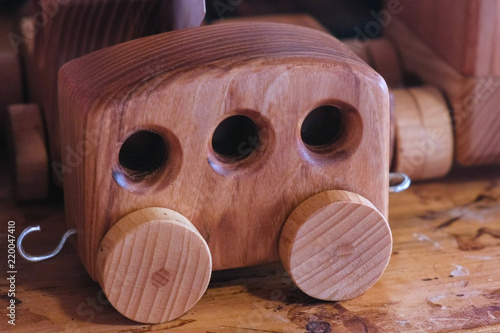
6;104;49;201
392;86;454;180
279;190;392;301
96;207;212;324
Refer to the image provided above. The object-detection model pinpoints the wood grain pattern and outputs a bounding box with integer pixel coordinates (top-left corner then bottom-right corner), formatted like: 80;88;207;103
342;37;404;88
385;18;500;167
96;207;211;323
389;0;500;76
6;104;49;201
0;13;23;133
58;22;390;281
20;0;205;183
280;190;392;301
392;86;454;180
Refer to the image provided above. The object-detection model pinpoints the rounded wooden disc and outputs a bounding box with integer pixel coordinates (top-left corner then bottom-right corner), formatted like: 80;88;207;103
96;207;212;324
279;190;392;301
6;104;49;201
392;86;454;180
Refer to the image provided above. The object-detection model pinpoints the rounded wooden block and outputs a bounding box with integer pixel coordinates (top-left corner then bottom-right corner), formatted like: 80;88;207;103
279;190;392;301
96;207;212;324
392;86;454;180
6;104;49;201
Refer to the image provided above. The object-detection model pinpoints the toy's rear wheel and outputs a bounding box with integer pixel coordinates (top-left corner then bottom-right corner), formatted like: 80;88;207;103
279;190;392;301
96;207;212;324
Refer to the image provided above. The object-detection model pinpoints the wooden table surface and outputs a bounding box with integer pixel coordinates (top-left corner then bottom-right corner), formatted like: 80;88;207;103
1;142;500;332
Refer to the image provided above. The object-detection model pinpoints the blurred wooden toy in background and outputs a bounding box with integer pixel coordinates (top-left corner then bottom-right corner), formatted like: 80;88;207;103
386;0;500;169
4;0;205;201
56;21;392;323
0;12;23;133
346;0;500;179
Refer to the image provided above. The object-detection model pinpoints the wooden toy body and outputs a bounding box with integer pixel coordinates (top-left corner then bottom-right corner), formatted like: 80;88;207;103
57;22;392;322
59;22;390;279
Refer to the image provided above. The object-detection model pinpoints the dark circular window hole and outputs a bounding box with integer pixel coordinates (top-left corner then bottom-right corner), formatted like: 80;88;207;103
212;115;259;161
118;130;167;179
301;105;344;148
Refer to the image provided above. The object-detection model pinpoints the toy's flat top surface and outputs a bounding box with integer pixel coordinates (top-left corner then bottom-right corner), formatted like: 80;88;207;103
2;143;500;332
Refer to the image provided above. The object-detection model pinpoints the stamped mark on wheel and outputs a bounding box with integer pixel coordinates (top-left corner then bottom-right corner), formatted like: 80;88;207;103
335;243;355;258
152;269;171;288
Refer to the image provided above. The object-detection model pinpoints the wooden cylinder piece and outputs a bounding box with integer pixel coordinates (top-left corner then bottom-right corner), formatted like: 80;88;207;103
279;190;392;301
96;207;212;324
392;86;454;180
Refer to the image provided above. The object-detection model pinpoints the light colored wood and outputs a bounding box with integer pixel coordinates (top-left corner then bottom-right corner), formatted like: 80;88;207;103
6;104;49;201
4;157;500;331
389;91;396;166
213;14;329;32
59;22;390;283
392;86;454;180
389;0;500;77
342;37;404;88
96;207;212;324
19;0;205;184
385;18;500;167
0;13;23;133
280;190;392;301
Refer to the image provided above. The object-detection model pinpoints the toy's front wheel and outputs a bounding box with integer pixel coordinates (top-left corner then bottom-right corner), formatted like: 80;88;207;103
279;190;392;301
96;207;212;324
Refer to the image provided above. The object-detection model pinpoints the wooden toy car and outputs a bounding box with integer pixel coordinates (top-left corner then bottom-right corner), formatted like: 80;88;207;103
54;21;392;323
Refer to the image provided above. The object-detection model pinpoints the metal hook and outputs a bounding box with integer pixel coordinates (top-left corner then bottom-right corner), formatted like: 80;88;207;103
389;172;411;193
17;225;76;262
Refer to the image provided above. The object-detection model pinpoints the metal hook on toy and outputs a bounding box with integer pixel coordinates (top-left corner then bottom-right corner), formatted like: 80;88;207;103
17;225;76;262
389;172;411;193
